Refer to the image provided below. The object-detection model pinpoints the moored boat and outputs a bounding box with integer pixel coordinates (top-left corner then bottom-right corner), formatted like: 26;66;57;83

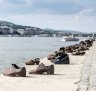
61;36;79;41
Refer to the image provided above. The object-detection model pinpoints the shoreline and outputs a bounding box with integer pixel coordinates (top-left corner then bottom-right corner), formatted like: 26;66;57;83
0;40;95;91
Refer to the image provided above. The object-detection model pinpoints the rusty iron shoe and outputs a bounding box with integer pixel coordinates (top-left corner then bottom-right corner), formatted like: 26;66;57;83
72;50;85;55
25;58;40;65
3;66;26;77
29;63;54;75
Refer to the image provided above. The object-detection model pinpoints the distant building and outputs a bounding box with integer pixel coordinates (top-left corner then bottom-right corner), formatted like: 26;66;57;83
0;26;13;34
24;27;42;35
16;29;25;35
23;28;33;35
0;25;43;35
38;34;52;37
33;27;43;35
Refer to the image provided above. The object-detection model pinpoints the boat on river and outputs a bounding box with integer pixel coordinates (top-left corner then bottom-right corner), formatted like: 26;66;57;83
61;36;79;41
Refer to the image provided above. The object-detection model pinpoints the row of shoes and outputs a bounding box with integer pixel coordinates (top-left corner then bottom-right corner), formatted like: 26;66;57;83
47;39;95;64
71;39;94;55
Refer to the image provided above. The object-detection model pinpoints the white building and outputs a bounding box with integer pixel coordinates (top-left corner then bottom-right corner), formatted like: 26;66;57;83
16;29;25;35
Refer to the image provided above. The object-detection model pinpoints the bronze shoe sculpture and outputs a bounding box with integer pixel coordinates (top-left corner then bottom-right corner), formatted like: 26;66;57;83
3;65;26;77
51;52;70;64
72;50;85;55
47;52;57;60
29;63;54;75
25;58;40;65
65;47;73;53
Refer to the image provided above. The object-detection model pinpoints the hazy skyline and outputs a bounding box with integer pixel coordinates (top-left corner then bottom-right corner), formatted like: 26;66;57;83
0;0;96;32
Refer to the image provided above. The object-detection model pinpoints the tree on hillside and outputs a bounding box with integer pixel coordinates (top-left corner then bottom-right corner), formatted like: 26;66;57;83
12;31;20;35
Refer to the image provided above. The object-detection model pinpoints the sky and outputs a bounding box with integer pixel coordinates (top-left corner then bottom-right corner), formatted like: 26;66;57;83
0;0;96;32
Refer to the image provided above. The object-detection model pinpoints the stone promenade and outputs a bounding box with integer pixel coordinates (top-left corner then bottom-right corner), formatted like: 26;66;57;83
79;41;96;91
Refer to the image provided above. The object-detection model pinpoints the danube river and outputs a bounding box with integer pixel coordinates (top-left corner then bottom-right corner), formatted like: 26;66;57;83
0;37;79;72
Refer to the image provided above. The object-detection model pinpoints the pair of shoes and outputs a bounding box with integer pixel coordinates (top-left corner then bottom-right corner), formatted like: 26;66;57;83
25;58;40;65
3;64;26;77
29;63;54;75
51;53;70;64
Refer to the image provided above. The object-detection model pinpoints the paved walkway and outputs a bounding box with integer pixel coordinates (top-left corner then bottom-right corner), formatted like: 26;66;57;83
79;41;96;91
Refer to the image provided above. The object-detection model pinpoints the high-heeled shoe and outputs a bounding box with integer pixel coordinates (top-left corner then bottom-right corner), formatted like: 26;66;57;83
29;63;54;75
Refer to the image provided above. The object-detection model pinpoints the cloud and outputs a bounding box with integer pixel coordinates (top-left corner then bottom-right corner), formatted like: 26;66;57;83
75;6;96;23
0;13;96;33
2;0;26;4
0;0;96;15
0;0;96;32
0;0;83;14
78;7;96;16
32;0;83;14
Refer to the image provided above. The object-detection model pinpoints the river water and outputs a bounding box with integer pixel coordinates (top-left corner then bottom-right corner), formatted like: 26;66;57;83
0;37;79;72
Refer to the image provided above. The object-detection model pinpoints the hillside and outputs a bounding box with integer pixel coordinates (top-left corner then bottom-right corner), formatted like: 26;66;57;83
0;21;84;35
0;21;38;30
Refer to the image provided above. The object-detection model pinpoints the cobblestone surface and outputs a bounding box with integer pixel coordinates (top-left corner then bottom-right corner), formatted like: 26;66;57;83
80;42;96;91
